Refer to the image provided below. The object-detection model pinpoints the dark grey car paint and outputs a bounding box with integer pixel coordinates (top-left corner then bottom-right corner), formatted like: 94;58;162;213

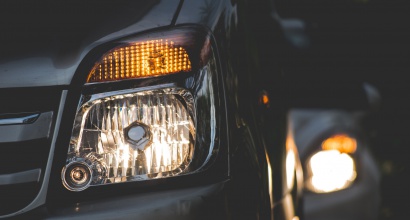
0;0;180;88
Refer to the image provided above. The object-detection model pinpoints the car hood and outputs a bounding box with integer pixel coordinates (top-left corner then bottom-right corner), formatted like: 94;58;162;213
0;0;180;88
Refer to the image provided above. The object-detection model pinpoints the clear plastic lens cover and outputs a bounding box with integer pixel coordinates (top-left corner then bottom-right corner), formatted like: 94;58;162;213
64;87;197;190
63;26;222;191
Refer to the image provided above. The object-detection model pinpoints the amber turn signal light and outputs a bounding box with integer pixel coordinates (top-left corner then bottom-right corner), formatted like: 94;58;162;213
87;39;192;83
321;134;357;154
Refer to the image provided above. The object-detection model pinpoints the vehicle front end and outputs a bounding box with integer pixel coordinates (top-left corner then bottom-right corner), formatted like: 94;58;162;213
0;1;303;220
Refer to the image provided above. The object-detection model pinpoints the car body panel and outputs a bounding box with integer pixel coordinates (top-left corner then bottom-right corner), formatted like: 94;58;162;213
0;0;180;88
32;182;227;220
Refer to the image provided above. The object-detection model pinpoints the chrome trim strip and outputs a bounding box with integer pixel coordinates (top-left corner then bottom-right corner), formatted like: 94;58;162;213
86;83;176;103
0;169;41;186
1;90;67;218
0;113;40;125
0;112;53;143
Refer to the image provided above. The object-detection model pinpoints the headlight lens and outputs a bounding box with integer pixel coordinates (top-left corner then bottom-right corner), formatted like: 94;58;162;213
62;27;221;191
305;134;357;193
63;88;195;191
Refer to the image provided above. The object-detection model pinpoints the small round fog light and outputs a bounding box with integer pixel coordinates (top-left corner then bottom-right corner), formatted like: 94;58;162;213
62;161;92;191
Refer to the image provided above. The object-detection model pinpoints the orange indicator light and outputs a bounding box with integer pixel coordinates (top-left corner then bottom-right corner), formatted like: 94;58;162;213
262;94;269;105
87;39;192;83
321;134;357;154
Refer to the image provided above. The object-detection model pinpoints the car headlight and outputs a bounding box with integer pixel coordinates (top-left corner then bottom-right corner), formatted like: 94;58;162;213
61;26;223;191
305;134;358;193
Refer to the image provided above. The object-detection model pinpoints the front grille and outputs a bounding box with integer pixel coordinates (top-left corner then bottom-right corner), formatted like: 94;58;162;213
0;87;62;217
0;139;50;174
0;182;41;215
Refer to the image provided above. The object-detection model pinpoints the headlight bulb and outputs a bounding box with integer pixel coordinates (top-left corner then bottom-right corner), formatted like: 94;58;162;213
62;160;93;191
124;122;152;151
305;134;358;193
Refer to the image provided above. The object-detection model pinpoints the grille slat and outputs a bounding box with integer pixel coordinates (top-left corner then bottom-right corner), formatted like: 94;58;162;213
0;87;62;216
0;168;41;185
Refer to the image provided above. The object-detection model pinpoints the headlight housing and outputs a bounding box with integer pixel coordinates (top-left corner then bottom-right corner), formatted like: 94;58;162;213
305;133;358;193
62;26;224;191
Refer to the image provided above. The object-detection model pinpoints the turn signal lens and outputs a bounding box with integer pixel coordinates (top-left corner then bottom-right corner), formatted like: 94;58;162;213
321;134;357;154
87;40;192;83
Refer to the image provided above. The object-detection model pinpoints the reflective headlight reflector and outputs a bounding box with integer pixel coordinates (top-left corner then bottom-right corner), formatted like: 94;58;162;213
306;150;356;193
63;88;195;191
321;134;357;154
87;39;192;83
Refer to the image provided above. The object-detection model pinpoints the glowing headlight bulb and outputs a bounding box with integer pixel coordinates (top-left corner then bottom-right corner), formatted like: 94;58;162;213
62;156;108;191
62;160;93;191
124;122;152;151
